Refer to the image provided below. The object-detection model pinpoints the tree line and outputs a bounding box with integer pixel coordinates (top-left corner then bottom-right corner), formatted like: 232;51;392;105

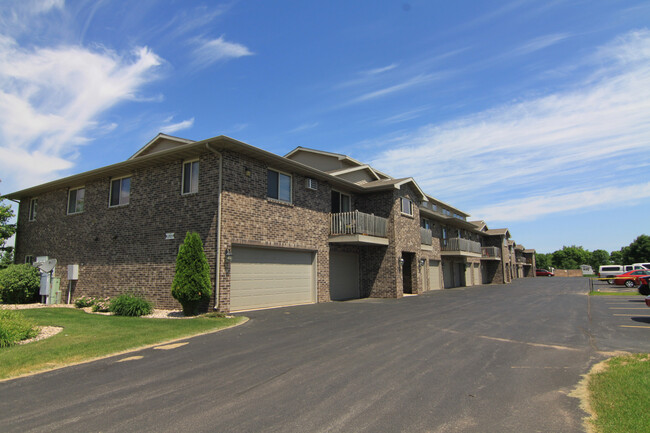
535;235;650;271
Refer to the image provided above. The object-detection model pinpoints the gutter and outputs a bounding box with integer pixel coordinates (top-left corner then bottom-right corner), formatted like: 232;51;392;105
205;143;223;311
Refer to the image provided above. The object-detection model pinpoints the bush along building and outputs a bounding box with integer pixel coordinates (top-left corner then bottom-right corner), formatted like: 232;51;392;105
6;134;536;313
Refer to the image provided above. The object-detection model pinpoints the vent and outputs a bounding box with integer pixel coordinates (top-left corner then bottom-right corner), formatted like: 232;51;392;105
306;178;318;190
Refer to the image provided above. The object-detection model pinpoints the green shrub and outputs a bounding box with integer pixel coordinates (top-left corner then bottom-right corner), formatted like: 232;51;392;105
0;310;38;347
109;293;153;317
171;232;212;316
0;264;40;304
74;296;95;308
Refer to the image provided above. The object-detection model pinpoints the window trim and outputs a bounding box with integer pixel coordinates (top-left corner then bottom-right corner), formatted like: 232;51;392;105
28;198;37;221
24;255;35;265
109;175;131;208
181;159;199;195
267;168;293;203
67;187;85;215
400;197;413;216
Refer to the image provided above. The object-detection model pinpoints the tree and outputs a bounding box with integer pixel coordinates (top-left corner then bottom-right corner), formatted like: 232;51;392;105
551;245;591;269
171;232;212;316
0;197;16;251
0;248;13;270
609;250;623;265
589;249;610;271
536;253;552;270
621;235;650;264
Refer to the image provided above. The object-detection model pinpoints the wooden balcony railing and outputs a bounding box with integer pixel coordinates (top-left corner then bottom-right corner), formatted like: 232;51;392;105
482;246;501;258
442;237;482;254
330;211;388;238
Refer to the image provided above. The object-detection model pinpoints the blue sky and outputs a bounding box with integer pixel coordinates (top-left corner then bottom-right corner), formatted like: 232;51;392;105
1;0;650;254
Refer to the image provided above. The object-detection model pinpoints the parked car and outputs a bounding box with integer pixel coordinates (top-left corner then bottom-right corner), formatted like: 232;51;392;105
536;269;554;277
639;276;650;296
613;270;650;288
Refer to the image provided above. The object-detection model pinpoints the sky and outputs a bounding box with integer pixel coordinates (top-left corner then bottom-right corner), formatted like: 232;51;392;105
1;0;649;254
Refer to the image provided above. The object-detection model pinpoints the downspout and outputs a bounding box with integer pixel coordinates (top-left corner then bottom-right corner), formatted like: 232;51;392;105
205;143;223;310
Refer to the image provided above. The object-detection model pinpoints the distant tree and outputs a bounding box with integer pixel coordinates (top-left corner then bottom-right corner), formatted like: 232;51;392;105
536;253;552;270
621;235;650;264
551;245;590;269
171;232;212;316
589;249;610;271
609;250;624;265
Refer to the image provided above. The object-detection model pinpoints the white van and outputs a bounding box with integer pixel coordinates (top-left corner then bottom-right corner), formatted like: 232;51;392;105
598;265;627;284
633;263;650;270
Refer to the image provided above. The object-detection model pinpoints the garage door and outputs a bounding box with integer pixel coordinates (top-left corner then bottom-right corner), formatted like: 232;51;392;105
428;260;441;290
230;247;315;312
473;264;481;286
329;251;359;300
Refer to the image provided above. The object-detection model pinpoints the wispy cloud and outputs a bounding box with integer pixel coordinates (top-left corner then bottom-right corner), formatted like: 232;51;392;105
509;33;571;57
364;64;398;76
348;73;442;104
369;29;650;221
191;35;253;69
0;38;162;188
159;117;194;134
471;182;650;221
289;122;319;133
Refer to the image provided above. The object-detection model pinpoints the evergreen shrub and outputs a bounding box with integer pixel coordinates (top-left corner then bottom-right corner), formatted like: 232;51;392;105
171;232;212;316
0;264;40;304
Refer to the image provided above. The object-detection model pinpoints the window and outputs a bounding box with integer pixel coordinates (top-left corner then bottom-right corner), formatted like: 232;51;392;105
267;169;292;203
28;198;37;221
24;255;35;265
67;187;85;214
400;197;413;216
182;160;199;194
442;208;451;216
110;177;131;207
331;191;351;213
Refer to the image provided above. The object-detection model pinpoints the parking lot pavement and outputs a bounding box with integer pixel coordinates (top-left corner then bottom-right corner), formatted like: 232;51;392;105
587;290;650;352
1;277;650;433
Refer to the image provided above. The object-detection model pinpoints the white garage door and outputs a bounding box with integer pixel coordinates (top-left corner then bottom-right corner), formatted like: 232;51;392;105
428;260;441;290
473;264;481;286
329;251;359;300
230;247;315;312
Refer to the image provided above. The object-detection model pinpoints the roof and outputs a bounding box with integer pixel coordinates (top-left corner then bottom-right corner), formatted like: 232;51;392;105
286;146;393;179
129;133;195;159
361;178;427;201
469;220;487;230
523;249;536;254
5;135;374;200
484;228;511;237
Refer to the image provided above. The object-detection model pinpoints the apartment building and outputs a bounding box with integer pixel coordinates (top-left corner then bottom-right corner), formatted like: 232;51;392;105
7;134;536;313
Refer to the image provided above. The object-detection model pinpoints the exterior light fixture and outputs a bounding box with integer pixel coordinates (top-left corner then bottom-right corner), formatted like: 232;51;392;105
418;258;426;267
244;167;251;177
225;249;233;262
398;257;405;268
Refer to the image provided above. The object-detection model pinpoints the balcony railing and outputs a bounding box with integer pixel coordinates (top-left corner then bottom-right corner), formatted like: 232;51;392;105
330;211;387;238
442;237;482;254
482;246;501;258
420;227;432;245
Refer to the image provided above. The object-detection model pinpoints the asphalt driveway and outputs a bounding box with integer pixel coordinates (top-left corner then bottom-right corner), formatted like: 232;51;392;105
2;277;649;433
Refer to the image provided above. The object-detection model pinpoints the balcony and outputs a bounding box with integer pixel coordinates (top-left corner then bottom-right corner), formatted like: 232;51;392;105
441;237;482;257
420;227;432;246
329;211;389;246
481;246;501;260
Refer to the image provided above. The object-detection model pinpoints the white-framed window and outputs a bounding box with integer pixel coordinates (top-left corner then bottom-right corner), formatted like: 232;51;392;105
267;169;292;203
182;160;199;195
28;198;37;221
24;255;35;265
109;176;131;207
400;197;413;216
331;190;351;213
67;187;85;214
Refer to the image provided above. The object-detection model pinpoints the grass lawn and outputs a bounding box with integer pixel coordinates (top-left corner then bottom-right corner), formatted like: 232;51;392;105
589;291;642;296
587;353;650;433
0;308;246;380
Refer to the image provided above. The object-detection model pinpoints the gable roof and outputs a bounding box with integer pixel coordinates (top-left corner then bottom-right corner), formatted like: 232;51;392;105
361;177;427;201
129;133;195;159
484;228;511;237
328;165;381;182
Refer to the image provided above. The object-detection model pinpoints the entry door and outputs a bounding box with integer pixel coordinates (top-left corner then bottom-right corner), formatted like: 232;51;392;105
473;264;481;286
329;251;359;300
428;260;441;290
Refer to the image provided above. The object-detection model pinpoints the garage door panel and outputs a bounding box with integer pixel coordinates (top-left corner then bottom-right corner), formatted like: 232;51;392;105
329;251;359;300
231;247;315;312
428;260;441;290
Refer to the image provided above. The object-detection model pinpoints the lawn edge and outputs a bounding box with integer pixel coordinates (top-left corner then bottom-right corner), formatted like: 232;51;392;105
0;316;249;383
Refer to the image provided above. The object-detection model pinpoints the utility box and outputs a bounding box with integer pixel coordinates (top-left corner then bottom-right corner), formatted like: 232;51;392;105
68;264;79;280
49;278;61;304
